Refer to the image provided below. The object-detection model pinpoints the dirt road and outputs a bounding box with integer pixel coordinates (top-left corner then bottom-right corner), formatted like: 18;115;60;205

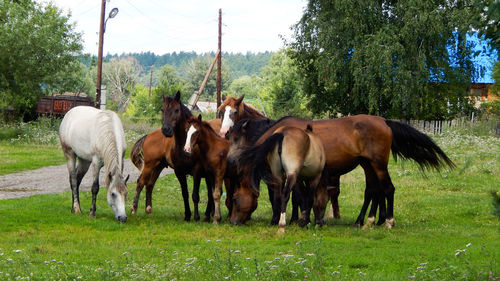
0;159;173;200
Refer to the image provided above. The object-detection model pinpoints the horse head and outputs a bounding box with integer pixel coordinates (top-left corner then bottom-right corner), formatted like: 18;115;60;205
161;91;188;137
184;115;203;154
106;168;129;223
218;94;245;137
230;175;259;225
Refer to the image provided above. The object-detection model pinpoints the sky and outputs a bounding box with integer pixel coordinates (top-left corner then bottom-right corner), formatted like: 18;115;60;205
38;0;308;55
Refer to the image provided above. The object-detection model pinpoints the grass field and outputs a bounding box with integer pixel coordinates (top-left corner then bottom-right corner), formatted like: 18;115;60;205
0;125;499;280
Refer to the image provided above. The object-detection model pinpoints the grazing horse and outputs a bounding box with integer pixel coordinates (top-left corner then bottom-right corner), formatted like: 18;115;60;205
228;115;455;228
218;95;267;137
230;125;327;232
184;115;230;224
59;106;129;222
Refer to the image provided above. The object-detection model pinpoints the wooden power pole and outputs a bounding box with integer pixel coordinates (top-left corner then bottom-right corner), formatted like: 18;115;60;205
96;0;106;108
216;9;222;109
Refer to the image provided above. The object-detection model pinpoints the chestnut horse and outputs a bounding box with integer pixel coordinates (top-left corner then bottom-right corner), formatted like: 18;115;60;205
230;125;327;232
184;115;230;224
217;95;267;137
228;115;455;228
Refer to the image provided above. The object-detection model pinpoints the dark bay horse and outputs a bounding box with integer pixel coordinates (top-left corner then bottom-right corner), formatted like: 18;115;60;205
217;95;267;137
230;125;327;232
228;115;455;228
184;115;230;224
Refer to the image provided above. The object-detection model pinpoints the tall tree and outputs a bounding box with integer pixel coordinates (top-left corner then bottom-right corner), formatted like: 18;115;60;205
184;55;231;101
289;0;486;119
102;57;142;112
0;0;83;119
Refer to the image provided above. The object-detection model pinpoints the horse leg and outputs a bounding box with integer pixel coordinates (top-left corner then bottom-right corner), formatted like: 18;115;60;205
131;164;153;214
224;177;234;219
375;168;395;228
357;160;380;229
63;149;81;214
290;182;301;224
191;170;202;221
175;171;191;221
204;175;215;222
268;184;280;225
89;161;102;218
327;175;341;219
212;172;224;225
297;181;313;227
278;173;297;233
145;165;163;214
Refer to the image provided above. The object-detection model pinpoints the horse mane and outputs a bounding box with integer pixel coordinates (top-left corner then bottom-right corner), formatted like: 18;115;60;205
242;103;266;119
95;110;125;189
232;118;278;145
180;102;193;119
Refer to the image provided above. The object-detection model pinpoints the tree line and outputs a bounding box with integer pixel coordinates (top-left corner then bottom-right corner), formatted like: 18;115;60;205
1;0;498;122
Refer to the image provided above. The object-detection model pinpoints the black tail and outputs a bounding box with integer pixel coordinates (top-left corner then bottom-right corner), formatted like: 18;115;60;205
385;120;455;170
240;133;285;192
131;135;147;171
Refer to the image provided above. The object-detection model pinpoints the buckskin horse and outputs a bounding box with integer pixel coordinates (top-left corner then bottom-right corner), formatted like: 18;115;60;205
59;106;129;222
184;115;230;224
227;115;455;228
230;125;327;232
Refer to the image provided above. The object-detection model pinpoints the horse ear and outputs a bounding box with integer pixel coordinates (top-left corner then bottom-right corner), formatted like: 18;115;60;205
175;91;181;101
222;94;227;101
235;94;245;105
197;114;202;121
242;120;249;131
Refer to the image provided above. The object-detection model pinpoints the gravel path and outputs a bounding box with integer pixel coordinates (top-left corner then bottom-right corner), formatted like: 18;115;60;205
0;159;173;200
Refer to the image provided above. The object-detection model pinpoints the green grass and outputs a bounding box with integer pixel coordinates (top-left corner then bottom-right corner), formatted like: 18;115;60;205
0;133;499;280
0;121;499;280
0;142;65;175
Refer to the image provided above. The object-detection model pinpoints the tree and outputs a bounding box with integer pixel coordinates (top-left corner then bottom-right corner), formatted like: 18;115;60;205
289;0;486;119
184;55;232;101
0;0;83;119
227;75;262;99
258;50;311;118
102;57;142;112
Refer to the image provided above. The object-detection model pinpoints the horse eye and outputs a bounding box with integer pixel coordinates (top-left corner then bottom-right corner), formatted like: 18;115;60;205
111;192;116;198
175;109;179;113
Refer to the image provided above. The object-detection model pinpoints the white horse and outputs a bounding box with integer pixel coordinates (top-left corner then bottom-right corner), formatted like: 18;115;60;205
59;106;128;222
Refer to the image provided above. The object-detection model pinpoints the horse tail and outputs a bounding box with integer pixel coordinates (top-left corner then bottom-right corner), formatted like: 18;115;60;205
241;133;285;192
385;120;455;171
131;135;147;171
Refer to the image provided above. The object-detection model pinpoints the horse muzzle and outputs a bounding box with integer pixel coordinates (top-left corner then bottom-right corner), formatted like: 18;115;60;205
161;126;173;137
116;215;127;223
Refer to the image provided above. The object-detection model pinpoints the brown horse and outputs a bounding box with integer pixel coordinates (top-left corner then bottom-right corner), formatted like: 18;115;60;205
228;115;455;228
230;125;327;232
217;95;267;137
184;115;230;224
130;91;218;221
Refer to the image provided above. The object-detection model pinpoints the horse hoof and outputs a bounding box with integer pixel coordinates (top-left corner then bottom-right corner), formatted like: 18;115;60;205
353;223;361;228
362;217;375;230
316;218;326;226
277;227;285;234
89;213;96;218
145;206;152;214
298;219;310;228
194;215;200;221
202;216;211;223
130;207;136;215
385;218;395;229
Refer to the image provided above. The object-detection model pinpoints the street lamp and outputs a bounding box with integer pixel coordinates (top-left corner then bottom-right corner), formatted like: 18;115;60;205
96;2;119;109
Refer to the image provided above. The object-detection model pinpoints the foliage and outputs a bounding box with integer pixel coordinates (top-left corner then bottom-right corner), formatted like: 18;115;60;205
0;131;499;280
184;55;232;101
258;50;312;119
102;57;143;112
288;0;489;119
227;75;262;99
479;100;500;119
0;0;83;120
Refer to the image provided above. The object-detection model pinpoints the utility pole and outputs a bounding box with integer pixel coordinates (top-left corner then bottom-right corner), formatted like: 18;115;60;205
216;9;222;109
148;66;153;98
96;0;106;109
